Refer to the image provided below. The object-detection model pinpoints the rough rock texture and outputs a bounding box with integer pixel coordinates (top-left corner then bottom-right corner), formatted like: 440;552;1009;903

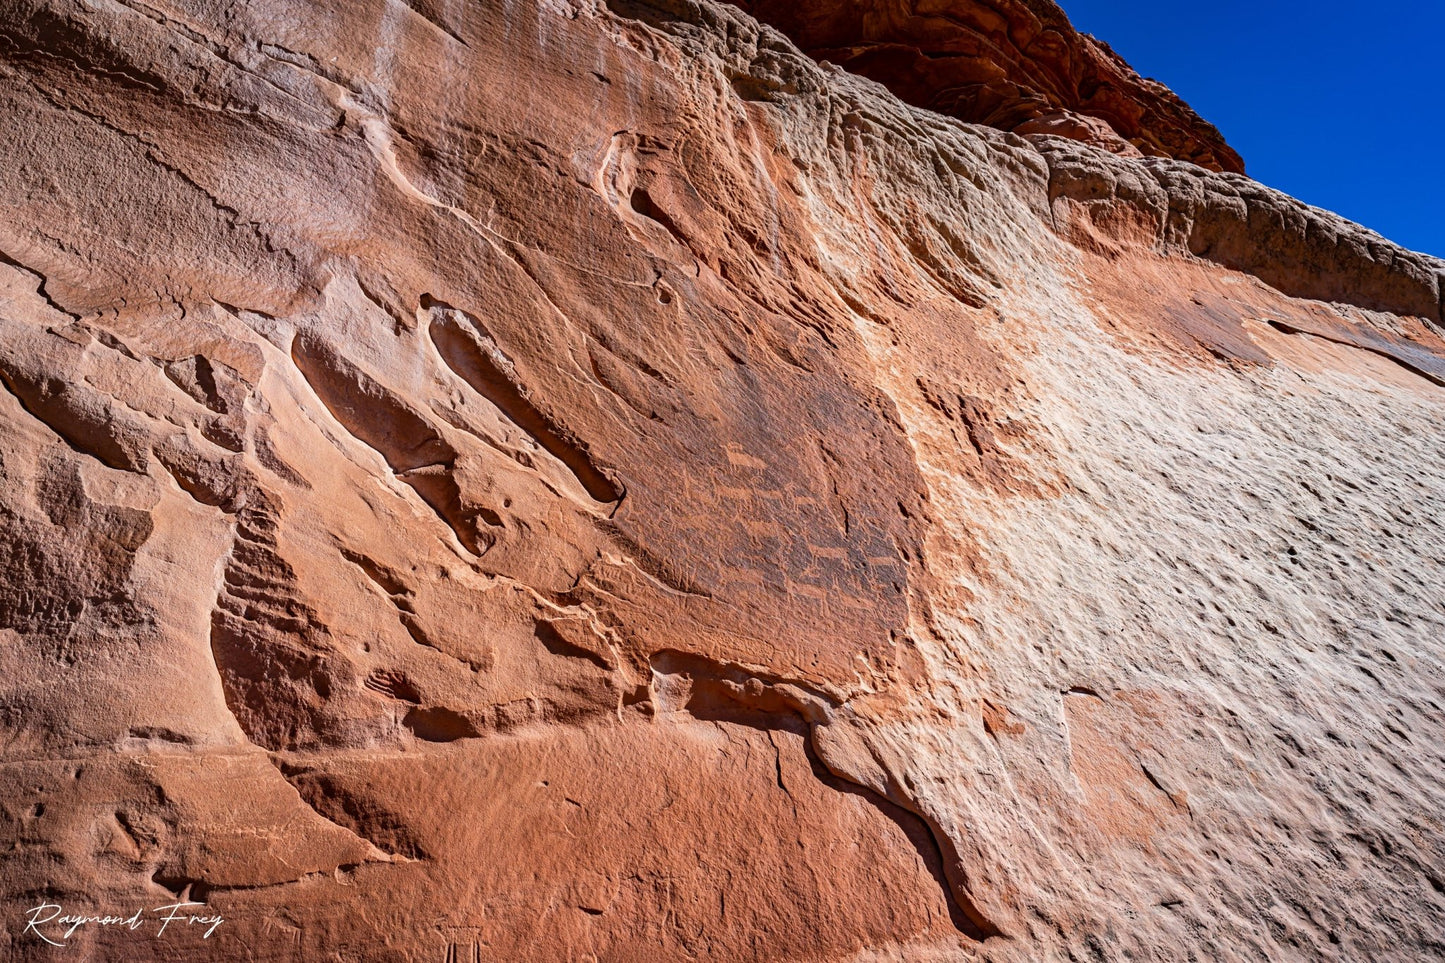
1;0;1443;960
734;0;1246;172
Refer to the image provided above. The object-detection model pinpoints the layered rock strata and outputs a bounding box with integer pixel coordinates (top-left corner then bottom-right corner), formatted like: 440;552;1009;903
735;0;1246;172
0;0;1442;960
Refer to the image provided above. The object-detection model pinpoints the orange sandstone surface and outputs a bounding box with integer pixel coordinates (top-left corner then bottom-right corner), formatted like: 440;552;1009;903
0;0;1442;960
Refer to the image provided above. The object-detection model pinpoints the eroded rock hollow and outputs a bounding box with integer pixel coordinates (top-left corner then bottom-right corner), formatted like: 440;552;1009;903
1;0;1442;959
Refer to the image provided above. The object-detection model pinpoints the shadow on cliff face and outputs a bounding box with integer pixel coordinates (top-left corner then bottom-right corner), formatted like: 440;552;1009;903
651;648;1002;941
801;739;998;941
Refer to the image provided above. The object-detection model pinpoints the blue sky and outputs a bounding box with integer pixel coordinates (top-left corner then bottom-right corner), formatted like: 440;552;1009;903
1061;1;1444;258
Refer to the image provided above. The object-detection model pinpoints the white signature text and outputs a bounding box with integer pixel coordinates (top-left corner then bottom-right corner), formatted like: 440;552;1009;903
22;901;224;946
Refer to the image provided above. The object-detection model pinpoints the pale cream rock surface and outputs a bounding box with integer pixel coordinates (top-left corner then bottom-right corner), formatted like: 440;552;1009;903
0;0;1442;960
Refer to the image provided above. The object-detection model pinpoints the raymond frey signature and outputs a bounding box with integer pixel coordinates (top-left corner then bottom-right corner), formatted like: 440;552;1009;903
22;901;223;947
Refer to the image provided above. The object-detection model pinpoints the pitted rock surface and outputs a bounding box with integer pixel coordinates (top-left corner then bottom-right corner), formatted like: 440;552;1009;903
1;1;1443;960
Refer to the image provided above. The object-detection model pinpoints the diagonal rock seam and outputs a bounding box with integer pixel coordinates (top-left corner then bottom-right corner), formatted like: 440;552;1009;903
646;649;1004;939
1263;319;1445;388
424;295;624;505
1;0;1442;956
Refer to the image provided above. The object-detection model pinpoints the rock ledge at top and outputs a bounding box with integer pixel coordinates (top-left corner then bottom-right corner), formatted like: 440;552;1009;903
1;0;1444;960
736;0;1245;172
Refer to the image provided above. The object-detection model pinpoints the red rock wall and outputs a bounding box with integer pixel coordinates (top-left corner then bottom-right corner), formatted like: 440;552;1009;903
735;0;1247;172
0;0;1442;959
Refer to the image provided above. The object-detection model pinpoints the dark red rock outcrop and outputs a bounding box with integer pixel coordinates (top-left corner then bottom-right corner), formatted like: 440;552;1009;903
736;0;1246;172
1;0;1443;960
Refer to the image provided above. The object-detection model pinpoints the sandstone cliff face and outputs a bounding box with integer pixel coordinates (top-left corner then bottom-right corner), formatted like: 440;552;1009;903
1;0;1443;960
735;0;1246;172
